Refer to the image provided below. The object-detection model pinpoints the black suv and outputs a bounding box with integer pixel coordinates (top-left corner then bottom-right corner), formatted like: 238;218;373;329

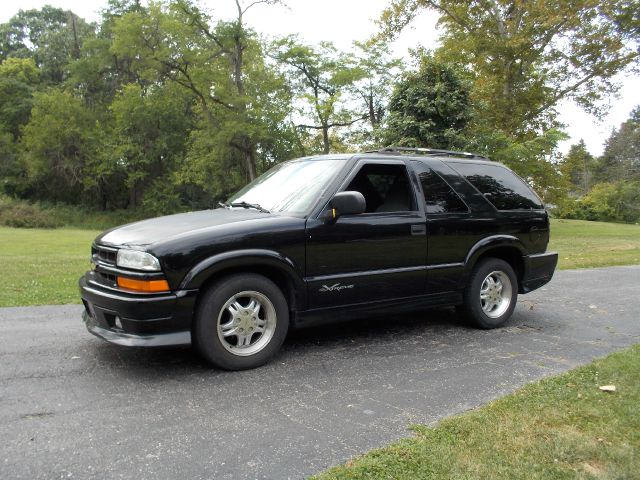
80;147;558;370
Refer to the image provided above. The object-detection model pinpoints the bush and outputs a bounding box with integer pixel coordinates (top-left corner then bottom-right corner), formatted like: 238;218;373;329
0;195;154;230
0;196;62;228
554;181;640;224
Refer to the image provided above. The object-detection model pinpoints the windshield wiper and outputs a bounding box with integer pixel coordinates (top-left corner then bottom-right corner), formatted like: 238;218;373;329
223;201;270;214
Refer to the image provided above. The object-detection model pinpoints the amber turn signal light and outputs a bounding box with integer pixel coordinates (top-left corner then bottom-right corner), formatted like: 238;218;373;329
117;276;170;293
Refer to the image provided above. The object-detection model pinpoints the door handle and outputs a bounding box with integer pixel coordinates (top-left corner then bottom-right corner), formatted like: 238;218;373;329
411;224;426;236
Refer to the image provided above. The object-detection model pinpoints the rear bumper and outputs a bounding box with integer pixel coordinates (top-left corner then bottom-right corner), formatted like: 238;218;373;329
79;275;196;347
520;251;558;293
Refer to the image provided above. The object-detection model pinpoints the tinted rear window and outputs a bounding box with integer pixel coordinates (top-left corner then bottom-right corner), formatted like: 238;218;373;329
448;162;543;210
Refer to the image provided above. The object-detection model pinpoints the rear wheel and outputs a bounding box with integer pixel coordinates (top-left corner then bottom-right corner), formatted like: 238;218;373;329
459;258;518;329
194;274;289;370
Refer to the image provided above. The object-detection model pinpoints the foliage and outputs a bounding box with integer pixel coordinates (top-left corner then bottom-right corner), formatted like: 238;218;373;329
0;1;638;222
110;0;293;183
272;37;368;154
110;82;194;208
0;6;95;84
19;89;102;203
0;195;61;228
379;0;639;201
381;0;639;131
554;108;640;223
344;41;403;149
556;181;640;223
596;105;640;183
559;140;596;196
382;55;472;149
0;194;153;230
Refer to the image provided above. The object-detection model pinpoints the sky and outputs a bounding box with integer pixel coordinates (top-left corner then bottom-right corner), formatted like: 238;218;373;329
2;0;639;156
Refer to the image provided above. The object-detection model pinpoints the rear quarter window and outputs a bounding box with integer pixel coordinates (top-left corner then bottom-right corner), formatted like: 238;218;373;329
448;162;543;210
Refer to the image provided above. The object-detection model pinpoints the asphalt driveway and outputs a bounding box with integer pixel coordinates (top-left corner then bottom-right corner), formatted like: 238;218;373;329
1;265;639;479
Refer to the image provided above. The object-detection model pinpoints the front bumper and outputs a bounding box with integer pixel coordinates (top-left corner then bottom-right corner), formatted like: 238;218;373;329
520;251;558;293
79;275;197;347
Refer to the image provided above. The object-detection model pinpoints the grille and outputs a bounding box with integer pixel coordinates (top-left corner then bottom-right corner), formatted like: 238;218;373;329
97;271;117;285
92;245;117;266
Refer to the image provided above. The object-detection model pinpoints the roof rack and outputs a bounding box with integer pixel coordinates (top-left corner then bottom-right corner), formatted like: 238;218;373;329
371;146;487;160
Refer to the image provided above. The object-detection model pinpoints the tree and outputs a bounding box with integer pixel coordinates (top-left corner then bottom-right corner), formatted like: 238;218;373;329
377;1;635;201
110;82;194;209
380;1;639;136
19;89;102;203
272;37;367;154
111;0;291;184
0;6;95;84
596;106;640;183
0;58;41;195
560;140;595;196
343;41;403;149
0;58;40;138
382;55;472;149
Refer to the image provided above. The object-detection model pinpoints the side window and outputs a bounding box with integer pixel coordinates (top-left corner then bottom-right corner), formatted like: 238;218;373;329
419;170;469;214
346;163;416;213
449;162;543;210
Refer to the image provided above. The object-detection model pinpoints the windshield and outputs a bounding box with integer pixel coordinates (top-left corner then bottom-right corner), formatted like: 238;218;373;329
227;159;341;214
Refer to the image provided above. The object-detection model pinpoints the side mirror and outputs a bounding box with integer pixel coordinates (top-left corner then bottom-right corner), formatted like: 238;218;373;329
323;191;366;222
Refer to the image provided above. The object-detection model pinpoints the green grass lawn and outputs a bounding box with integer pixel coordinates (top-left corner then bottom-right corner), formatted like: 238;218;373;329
0;219;639;307
550;219;640;270
314;345;640;479
0;227;98;307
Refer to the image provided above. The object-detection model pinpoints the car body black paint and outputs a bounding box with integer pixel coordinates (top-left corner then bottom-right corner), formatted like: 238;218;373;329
80;152;558;347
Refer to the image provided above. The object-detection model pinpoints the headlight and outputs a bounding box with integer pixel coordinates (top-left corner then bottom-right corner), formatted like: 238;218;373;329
116;249;161;271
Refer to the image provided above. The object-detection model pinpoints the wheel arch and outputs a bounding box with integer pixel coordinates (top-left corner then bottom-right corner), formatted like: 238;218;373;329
463;236;526;291
181;249;306;321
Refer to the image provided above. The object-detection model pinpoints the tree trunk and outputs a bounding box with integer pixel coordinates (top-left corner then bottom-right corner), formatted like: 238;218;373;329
368;94;377;127
242;137;257;181
129;185;137;209
232;2;257;180
322;125;330;154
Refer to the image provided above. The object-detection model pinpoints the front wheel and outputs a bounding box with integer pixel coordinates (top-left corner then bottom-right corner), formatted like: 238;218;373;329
459;258;518;329
194;274;289;370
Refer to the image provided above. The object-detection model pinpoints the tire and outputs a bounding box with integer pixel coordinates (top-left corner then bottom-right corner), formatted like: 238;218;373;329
194;273;289;370
459;258;518;329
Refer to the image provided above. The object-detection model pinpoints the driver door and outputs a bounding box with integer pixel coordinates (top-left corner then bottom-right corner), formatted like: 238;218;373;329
305;160;427;309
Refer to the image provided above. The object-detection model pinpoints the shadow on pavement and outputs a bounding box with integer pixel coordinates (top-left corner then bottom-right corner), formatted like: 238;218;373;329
87;306;475;377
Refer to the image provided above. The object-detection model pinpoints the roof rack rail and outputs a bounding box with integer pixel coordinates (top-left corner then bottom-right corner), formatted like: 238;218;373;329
371;146;487;160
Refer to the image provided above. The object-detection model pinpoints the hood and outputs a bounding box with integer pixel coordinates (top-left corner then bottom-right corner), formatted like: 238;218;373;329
96;208;272;248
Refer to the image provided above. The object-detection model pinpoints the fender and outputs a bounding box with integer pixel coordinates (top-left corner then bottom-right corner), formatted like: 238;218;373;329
179;249;306;307
462;235;526;283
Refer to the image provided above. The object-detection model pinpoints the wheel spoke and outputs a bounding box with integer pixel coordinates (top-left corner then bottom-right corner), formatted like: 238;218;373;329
237;333;253;347
482;299;495;312
221;326;238;337
220;318;236;330
248;299;261;317
227;301;242;317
